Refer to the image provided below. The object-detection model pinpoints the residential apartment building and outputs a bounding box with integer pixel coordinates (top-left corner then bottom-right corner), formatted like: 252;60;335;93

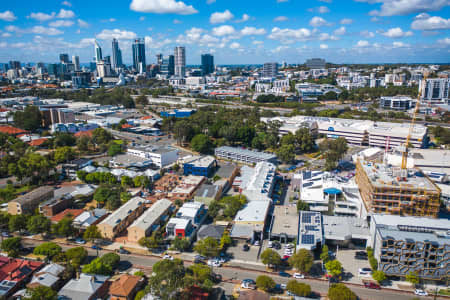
305;58;326;69
215;146;277;164
8;186;54;215
356;160;441;218
98;197;146;239
127;199;172;243
421;78;450;104
379;96;415;111
182;155;216;177
234;162;276;202
127;146;178;168
262;62;278;78
370;214;450;281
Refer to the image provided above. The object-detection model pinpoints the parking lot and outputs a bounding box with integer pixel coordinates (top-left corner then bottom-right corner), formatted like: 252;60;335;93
336;249;372;284
226;241;261;263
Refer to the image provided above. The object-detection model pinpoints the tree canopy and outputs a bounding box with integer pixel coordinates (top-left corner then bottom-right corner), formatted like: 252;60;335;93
289;249;314;274
328;283;357;300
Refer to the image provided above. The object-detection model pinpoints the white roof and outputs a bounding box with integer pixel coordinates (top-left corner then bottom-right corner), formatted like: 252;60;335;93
129;199;172;230
234;201;270;222
100;196;145;227
372;214;450;230
167;217;190;229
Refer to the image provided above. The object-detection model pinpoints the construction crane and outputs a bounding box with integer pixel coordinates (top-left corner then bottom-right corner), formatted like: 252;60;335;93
401;77;426;170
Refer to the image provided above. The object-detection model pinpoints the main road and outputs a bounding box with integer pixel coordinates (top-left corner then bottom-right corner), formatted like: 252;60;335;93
22;239;438;300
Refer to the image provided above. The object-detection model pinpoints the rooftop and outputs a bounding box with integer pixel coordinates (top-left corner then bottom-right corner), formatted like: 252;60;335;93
100;196;145;227
270;205;299;238
215;146;277;160
322;215;370;241
11;186;54;205
234;200;270;223
129;199;172;230
183;155;216;168
297;211;323;250
195;184;221;198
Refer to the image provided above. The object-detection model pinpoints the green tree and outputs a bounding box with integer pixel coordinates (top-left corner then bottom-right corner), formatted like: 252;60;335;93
33;242;62;259
54;146;76;163
1;237;21;257
82;258;113;275
27;215;51;235
296;200;310;212
194;236;220;258
92;128;113;146
277;144;295;164
191;134;213;154
65;246;87;268
260;248;282;269
219;232;232;250
121;175;133;188
171;237;190;251
9;214;27;233
108;143;122;156
319;138;348;171
13;105;42;132
286;280;311;297
320;245;330;263
148;258;186;299
53;132;76;147
372;270;386;284
52;217;75;237
406;271;420;286
99;252;120;269
369;256;378;271
328;283;357;300
325;259;343;278
295;128;315;153
135;94;148;106
24;285;57;300
139;232;162;250
255;275;276;292
83;225;102;241
289;249;314;274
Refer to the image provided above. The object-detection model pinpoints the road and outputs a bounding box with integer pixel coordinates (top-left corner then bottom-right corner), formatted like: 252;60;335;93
22;239;439;300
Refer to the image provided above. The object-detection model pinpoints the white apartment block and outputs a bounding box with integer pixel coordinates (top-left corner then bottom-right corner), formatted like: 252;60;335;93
127;146;178;168
421;78;450;104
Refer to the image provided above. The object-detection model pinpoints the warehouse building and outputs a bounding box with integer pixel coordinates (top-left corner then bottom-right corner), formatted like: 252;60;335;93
215;146;277;164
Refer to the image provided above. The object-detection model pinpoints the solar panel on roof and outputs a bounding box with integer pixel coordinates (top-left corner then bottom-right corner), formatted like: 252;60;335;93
301;234;315;244
305;225;318;231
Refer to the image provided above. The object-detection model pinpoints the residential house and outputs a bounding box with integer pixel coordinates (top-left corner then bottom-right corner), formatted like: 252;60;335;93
58;273;109;300
194;184;222;205
73;208;108;229
62;158;92;179
197;225;225;240
175;202;208;226
108;274;142;300
28;263;65;289
0;258;43;298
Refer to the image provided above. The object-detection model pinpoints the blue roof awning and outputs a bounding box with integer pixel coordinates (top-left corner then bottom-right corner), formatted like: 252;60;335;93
324;187;342;195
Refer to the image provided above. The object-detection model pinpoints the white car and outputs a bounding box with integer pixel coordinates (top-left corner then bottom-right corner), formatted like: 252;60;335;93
163;254;173;260
253;240;260;246
241;280;256;290
358;268;372;277
207;260;221;267
284;244;294;249
414;289;428;296
293;273;305;279
268;241;273;248
74;238;86;244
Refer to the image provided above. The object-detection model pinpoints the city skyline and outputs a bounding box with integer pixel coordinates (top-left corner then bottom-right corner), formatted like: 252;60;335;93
0;0;449;64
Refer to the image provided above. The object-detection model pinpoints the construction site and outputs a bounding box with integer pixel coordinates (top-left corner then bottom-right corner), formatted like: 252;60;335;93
355;160;441;218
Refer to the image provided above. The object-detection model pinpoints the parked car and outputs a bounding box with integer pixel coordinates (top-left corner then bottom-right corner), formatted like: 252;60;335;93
364;282;381;289
1;232;11;238
278;271;291;277
242;244;250;251
358;267;372;277
207;259;221;267
241;279;256;289
163;254;173;260
355;251;368;259
273;242;281;249
414;289;428;296
293;273;305;279
74;238;86;244
282;255;291;260
91;245;102;250
117;248;130;254
268;241;273;248
195;255;206;260
253;240;260;246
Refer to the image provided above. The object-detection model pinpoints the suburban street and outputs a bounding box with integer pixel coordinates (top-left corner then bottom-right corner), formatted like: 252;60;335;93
21;238;440;300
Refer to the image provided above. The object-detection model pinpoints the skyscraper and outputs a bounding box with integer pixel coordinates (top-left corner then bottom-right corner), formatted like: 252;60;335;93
262;62;278;78
161;55;174;77
9;61;20;70
111;38;123;70
94;40;103;63
59;54;69;64
156;53;163;66
201;54;214;75
72;55;80;71
132;38;146;73
174;46;186;78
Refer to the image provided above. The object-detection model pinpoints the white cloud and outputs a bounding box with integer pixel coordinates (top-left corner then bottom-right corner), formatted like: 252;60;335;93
320;44;329;49
356;0;449;17
139;16;146;21
252;40;264;45
0;11;17;22
437;37;450;45
96;29;137;40
360;30;375;38
236;14;250;23
268;27;312;43
309;16;331;27
411;13;450;30
1;32;12;37
57;9;75;18
61;1;72;7
334;26;346;35
210;10;234;24
356;40;370;47
272;45;289;53
173;19;182;24
340;18;353;24
240;26;266;35
212;25;235;36
31;26;64;35
229;42;240;49
381;27;413;38
318;32;339;40
274;16;288;22
49;20;74;27
28;12;55;22
130;0;198;15
393;41;409;48
308;6;330;13
77;19;89;28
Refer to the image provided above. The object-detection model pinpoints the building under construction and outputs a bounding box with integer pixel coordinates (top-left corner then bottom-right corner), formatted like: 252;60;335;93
356;159;441;218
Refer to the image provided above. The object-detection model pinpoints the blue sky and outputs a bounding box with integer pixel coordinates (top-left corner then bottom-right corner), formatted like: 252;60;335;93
0;0;449;64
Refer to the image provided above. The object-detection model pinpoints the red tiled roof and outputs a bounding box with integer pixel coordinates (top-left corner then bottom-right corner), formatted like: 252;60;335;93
0;125;28;136
0;108;9;112
121;123;133;129
0;258;43;283
28;138;48;147
140;116;152;120
50;209;84;223
74;129;94;138
109;274;140;297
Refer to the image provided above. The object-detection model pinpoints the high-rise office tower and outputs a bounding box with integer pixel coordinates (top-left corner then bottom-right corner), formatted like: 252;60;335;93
421;78;450;104
94;40;103;63
262;62;278;78
72;55;80;71
161;55;174;77
174;46;186;78
104;56;111;64
59;54;70;64
156;53;163;66
132;38;146;73
201;54;214;75
111;38;123;70
9;61;21;70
